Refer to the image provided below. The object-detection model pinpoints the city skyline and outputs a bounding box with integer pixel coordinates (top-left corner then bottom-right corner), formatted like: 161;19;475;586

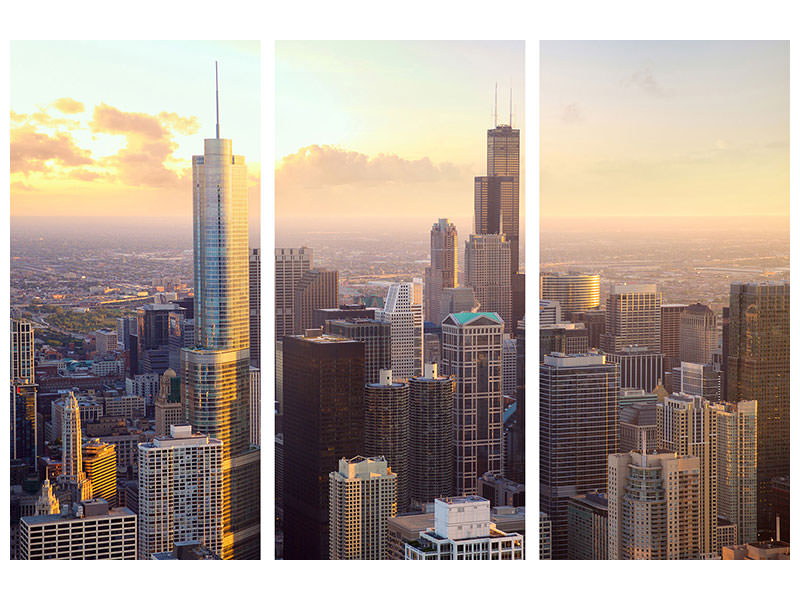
276;40;525;234
10;41;261;238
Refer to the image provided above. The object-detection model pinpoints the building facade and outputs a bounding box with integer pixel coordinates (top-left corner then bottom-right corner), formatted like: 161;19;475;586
275;247;312;340
464;234;512;330
375;281;423;380
424;218;458;324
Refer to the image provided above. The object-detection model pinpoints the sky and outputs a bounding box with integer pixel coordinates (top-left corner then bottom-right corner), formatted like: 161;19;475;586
540;41;789;231
275;41;525;237
10;40;260;236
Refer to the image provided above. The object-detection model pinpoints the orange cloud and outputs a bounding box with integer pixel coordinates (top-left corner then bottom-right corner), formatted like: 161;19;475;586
10;126;92;174
53;97;85;114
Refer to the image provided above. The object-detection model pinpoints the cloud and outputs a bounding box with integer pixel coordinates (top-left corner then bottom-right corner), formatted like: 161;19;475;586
560;103;582;124
624;63;666;97
11;181;36;192
53;97;85;114
89;103;191;188
10;126;92;174
277;145;468;188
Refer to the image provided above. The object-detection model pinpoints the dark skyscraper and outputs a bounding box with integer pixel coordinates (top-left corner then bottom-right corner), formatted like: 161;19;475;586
325;319;390;386
364;370;410;511
540;353;618;559
293;269;338;335
282;332;365;560
727;281;789;539
249;248;260;367
408;364;455;509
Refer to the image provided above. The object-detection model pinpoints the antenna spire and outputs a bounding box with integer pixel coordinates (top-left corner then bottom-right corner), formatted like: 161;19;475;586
215;61;220;139
494;82;498;127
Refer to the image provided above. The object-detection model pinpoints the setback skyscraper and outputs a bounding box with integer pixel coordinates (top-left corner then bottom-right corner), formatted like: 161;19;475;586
464;234;512;330
375;282;424;380
424;218;457;324
180;71;259;559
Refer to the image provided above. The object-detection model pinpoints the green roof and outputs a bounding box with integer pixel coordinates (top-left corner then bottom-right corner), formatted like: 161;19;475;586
449;312;502;325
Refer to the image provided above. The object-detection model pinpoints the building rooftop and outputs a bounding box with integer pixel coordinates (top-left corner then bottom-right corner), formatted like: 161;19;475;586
446;312;503;325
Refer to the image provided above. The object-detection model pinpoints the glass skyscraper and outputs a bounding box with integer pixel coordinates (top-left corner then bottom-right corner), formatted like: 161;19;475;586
180;70;259;559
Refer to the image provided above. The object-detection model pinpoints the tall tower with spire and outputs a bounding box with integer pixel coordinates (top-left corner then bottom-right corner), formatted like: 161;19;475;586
180;63;259;559
56;392;92;503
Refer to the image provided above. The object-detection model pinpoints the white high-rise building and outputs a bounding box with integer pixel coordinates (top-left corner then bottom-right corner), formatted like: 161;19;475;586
608;450;701;560
424;218;457;323
716;400;757;544
137;424;223;560
275;247;313;340
329;456;397;560
441;312;504;495
404;496;524;560
376;281;423;380
56;391;92;502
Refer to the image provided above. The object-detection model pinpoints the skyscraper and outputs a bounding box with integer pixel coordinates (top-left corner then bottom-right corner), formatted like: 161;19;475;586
180;70;259;559
661;303;688;386
441;312;504;495
325;318;391;385
375;282;424;380
605;345;664;395
540;353;618;559
249;248;260;367
57;391;92;503
716;401;757;545
608;450;701;560
282;331;365;560
364;370;410;511
328;456;397;560
464;234;512;330
408;363;455;509
275;247;313;340
293;269;338;334
657;392;718;558
726;281;789;539
680;303;718;365
82;439;117;508
424;218;457;324
476;123;520;274
600;284;662;353
539;273;601;316
11;318;35;383
137;425;223;560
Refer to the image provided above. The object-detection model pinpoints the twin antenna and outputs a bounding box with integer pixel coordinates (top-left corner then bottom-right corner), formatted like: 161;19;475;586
215;61;220;139
493;82;513;128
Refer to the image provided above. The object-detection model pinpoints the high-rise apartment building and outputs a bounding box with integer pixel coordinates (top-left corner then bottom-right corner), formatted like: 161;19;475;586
618;402;658;453
540;353;618;559
329;456;397;560
293;269;338;334
249;248;260;367
275;247;313;340
441;312;504;495
600;284;662;353
539;299;561;326
19;500;136;560
676;361;720;402
540;273;601;315
404;496;524;560
375;282;423;380
464;234;512;330
94;329;118;356
657;392;718;557
727;281;789;539
680;303;718;365
116;316;138;352
325;318;391;385
137;425;223;560
180;83;259;559
716;401;757;545
539;322;589;361
249;366;260;447
424;218;457;324
82;439;117;507
282;332;365;560
408;363;455;509
364;370;410;511
569;308;606;349
608;450;701;560
502;336;517;398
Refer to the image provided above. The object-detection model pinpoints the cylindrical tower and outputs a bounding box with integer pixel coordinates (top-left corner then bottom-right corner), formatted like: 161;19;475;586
364;370;410;511
408;363;455;508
